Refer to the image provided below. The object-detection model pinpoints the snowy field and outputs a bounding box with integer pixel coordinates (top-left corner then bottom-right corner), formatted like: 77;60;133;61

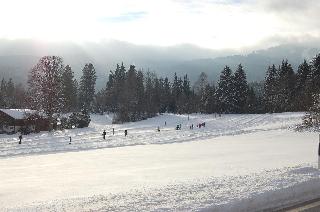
0;113;320;211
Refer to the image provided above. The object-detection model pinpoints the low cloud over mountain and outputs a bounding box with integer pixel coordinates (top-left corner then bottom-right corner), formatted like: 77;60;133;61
0;39;318;89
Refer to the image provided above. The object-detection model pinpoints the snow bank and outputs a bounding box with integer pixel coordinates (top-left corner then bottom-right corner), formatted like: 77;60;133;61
6;166;320;212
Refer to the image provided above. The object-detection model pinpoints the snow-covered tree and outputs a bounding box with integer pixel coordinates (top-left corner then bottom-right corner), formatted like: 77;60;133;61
233;64;248;113
303;94;320;128
294;60;312;111
78;63;97;112
277;60;296;112
216;66;235;113
264;64;279;113
194;72;209;113
27;56;64;128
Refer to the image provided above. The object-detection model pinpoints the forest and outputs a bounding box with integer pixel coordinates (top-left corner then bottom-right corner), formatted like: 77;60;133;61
0;53;320;126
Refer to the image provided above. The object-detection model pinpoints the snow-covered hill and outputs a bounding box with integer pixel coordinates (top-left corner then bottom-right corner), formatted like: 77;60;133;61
0;112;320;211
0;112;305;157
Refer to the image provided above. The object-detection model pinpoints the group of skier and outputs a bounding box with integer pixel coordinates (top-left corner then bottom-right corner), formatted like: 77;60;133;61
17;120;206;144
102;128;127;139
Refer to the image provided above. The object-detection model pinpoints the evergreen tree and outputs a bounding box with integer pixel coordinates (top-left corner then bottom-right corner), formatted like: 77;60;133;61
181;74;192;114
194;72;209;113
144;71;157;117
123;65;139;121
61;65;78;112
105;70;116;112
277;60;296;112
136;70;145;117
216;66;235;113
93;89;106;114
294;60;312;111
78;63;97;112
6;78;15;108
163;77;172;113
233;64;248;113
264;65;279;113
310;54;320;94
13;83;26;109
170;73;180;113
246;87;258;113
158;78;166;113
303;94;320;128
27;56;64;128
0;78;7;108
204;83;217;114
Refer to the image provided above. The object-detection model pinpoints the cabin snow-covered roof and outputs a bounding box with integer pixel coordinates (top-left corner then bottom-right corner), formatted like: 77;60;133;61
0;109;37;119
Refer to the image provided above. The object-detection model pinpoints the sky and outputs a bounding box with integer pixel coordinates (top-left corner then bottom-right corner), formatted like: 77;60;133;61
0;0;319;50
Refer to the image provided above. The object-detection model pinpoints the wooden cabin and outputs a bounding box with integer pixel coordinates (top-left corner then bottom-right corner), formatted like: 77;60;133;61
0;109;49;134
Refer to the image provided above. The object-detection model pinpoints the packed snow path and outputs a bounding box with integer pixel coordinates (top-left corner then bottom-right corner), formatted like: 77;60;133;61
0;113;304;157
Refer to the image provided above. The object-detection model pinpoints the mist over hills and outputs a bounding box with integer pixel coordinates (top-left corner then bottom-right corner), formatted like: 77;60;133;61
0;39;318;89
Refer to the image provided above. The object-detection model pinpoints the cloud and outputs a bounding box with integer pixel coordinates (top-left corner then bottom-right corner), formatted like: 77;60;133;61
98;11;147;23
260;0;319;12
0;0;319;51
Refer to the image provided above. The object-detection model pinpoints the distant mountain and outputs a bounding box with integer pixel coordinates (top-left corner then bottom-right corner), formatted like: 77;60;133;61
169;45;320;83
0;39;318;89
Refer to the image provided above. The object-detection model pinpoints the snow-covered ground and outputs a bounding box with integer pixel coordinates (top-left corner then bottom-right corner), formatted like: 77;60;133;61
0;112;305;157
0;112;319;211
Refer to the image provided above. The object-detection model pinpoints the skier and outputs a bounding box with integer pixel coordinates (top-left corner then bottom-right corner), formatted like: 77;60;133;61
112;128;115;135
157;126;160;132
102;130;106;139
165;121;167;126
124;130;128;136
18;134;22;144
69;136;72;144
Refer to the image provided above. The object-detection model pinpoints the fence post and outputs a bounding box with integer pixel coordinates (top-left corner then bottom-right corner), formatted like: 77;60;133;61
318;134;320;169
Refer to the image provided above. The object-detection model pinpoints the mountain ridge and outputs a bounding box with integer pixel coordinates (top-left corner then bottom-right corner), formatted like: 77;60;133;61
0;40;318;89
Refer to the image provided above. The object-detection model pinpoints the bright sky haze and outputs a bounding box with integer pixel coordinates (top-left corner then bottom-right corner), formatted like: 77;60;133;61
0;0;319;50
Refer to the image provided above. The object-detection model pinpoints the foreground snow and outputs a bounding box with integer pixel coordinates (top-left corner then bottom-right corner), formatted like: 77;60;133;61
0;113;319;211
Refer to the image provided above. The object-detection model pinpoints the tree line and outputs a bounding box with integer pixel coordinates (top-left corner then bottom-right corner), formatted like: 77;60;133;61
2;53;320;125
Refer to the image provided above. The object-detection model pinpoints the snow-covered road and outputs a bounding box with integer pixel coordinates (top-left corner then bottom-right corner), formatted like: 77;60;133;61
0;113;320;211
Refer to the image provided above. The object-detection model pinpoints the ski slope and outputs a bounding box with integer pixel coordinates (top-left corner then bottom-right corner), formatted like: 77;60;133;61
0;112;305;157
0;112;320;211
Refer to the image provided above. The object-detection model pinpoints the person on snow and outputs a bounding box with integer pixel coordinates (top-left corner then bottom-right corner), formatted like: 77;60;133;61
102;130;106;139
18;134;22;144
124;130;128;136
